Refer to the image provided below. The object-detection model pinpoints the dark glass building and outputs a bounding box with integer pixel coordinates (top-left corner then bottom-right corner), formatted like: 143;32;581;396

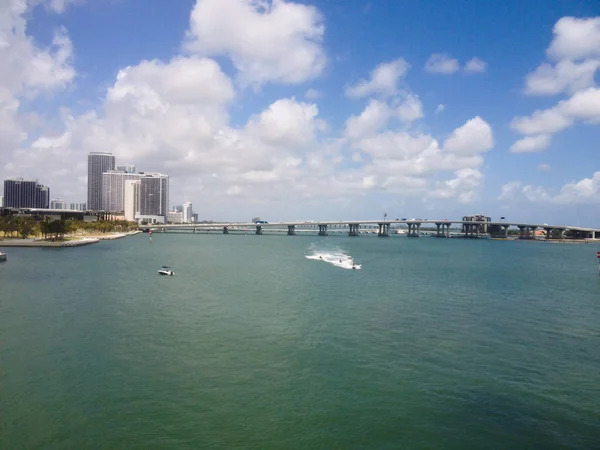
87;152;115;211
3;178;50;208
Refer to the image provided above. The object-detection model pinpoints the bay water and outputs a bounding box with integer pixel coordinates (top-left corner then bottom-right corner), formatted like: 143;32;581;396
1;232;599;449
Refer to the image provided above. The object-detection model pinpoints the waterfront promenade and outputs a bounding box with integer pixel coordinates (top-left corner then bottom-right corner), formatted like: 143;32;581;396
139;219;600;240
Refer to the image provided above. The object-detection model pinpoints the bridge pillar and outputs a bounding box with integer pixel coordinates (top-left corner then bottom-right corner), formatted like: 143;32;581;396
287;225;296;236
530;226;537;239
518;226;526;239
223;226;229;234
256;225;263;235
445;223;451;237
544;227;553;240
378;223;390;237
435;223;442;237
348;224;359;236
560;229;567;239
503;225;509;238
318;224;328;236
192;228;196;234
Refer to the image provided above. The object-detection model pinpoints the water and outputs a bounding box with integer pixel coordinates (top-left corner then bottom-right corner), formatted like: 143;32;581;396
1;233;599;449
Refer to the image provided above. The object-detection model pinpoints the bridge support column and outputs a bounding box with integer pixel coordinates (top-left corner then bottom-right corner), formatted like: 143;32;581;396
530;226;537;239
435;223;442;237
560;229;567;239
378;223;390;237
544;228;553;240
223;226;229;234
445;223;451;237
318;224;328;236
287;225;296;236
256;225;263;235
192;228;196;234
348;224;359;236
518;226;526;239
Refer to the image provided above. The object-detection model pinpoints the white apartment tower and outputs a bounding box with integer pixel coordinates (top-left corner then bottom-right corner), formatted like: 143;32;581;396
102;170;143;213
87;152;115;210
182;202;193;223
124;179;141;222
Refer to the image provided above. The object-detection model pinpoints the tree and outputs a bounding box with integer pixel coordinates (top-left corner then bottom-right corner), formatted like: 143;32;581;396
16;216;35;239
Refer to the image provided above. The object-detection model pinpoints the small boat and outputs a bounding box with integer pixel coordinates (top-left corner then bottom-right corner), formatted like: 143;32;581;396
0;252;7;262
158;266;174;276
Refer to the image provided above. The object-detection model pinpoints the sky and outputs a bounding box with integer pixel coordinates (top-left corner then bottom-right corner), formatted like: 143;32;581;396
1;0;599;224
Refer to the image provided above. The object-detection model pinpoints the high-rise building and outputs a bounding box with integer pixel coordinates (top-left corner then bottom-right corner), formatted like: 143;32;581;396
50;199;67;210
69;202;86;211
116;164;136;173
102;170;143;213
87;152;115;211
139;173;169;217
167;210;183;224
182;202;193;223
0;195;3;207
191;213;198;223
3;178;50;208
124;179;141;222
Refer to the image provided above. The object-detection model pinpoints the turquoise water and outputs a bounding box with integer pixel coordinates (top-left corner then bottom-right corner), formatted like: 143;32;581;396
1;233;599;449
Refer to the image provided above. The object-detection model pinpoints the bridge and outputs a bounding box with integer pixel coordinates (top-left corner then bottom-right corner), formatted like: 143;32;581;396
139;219;600;240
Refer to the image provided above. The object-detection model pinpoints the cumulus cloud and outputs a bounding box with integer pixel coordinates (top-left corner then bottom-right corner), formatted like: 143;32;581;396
546;16;600;61
1;0;497;214
184;0;326;86
509;134;552;153
443;116;494;156
0;0;75;175
424;53;460;74
537;163;551;171
511;87;600;137
45;0;80;13
434;104;445;115
499;171;600;205
345;58;410;98
525;59;600;96
464;57;487;74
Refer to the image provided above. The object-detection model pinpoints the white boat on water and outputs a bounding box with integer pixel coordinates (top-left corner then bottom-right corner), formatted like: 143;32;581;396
395;229;407;235
158;266;174;276
0;252;6;262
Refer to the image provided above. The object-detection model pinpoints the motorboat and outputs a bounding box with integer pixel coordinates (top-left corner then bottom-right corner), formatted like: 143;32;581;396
158;266;174;276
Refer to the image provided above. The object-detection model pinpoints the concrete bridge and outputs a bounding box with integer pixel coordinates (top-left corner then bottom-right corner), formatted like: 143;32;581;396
139;219;600;240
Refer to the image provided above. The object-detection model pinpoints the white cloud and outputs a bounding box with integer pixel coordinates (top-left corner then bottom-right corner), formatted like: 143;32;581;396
394;94;423;124
498;181;522;201
45;0;79;13
525;59;600;96
537;163;551;171
511;87;600;140
434;104;445;115
555;171;600;204
443;116;494;156
1;2;498;212
431;168;484;203
547;16;600;61
184;0;326;86
345;58;410;98
424;53;459;74
499;171;600;205
344;99;391;140
0;0;75;174
511;108;572;135
509;134;552;153
304;88;320;99
464;57;487;74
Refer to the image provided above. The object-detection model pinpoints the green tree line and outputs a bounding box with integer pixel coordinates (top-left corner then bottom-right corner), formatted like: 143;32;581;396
0;216;138;240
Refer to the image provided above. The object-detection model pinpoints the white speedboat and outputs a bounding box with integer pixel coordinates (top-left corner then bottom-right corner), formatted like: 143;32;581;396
158;266;174;276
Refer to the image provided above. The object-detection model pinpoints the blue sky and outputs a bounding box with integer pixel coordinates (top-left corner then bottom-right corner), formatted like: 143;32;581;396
2;0;600;224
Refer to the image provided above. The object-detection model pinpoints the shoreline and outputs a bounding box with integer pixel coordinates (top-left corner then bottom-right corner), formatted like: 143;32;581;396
0;230;141;248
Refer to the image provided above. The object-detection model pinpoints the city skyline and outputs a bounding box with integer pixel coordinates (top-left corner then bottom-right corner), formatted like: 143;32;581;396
0;1;599;224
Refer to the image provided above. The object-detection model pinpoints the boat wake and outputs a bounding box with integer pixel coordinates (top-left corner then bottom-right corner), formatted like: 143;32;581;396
305;244;361;270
